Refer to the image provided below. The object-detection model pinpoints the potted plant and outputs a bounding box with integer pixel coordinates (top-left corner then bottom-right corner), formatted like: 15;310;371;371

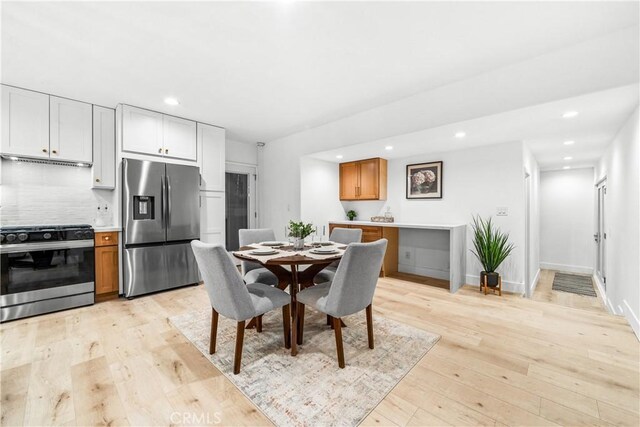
346;210;357;221
470;215;515;290
288;220;314;250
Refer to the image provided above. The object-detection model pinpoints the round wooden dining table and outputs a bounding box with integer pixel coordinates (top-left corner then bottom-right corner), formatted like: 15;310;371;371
233;245;344;356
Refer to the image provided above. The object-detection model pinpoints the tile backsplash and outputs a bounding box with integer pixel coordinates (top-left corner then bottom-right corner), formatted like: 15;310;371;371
0;160;115;226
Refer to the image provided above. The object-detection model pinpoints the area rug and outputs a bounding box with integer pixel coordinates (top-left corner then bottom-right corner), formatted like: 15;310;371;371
170;308;439;427
552;272;597;297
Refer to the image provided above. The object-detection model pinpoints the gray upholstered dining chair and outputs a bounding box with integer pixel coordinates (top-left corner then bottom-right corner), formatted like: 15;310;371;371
191;240;291;374
297;239;387;368
314;227;363;284
238;228;279;287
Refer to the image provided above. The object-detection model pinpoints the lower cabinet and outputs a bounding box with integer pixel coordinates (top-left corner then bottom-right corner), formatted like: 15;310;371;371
329;223;398;277
200;192;225;245
95;232;119;300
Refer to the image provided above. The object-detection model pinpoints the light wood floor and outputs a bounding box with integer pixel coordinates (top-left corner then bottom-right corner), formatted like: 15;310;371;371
532;269;606;313
1;271;638;426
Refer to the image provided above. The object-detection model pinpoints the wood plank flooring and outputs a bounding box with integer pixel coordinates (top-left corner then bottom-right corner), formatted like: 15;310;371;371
1;270;638;426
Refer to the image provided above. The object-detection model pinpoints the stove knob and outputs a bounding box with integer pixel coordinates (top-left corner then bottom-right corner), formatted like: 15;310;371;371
43;232;52;240
84;231;93;239
6;234;17;242
0;235;5;243
75;231;84;239
17;233;28;242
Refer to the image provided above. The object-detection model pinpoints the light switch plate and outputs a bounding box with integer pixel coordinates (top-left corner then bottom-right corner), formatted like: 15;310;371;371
496;207;508;216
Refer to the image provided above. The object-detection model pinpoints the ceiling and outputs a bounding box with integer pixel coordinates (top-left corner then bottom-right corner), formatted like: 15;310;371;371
2;1;639;147
308;84;640;171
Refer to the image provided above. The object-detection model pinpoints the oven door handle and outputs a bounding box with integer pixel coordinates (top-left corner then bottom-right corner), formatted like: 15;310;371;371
0;240;95;254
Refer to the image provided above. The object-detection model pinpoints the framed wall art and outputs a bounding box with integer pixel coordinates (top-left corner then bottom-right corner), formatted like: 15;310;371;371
406;161;443;199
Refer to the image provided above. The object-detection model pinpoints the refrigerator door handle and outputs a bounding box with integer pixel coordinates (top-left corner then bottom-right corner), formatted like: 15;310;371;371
166;175;172;228
160;174;166;229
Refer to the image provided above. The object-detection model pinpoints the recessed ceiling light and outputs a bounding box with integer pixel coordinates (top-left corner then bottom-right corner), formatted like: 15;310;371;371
385;146;393;150
455;132;466;138
563;140;575;145
564;156;573;160
562;111;579;118
336;155;343;159
164;97;180;106
563;166;571;170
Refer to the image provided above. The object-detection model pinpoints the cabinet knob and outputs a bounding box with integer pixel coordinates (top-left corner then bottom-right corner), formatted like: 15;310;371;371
104;236;110;241
95;178;101;183
165;149;169;154
158;148;163;154
42;148;48;153
52;150;57;155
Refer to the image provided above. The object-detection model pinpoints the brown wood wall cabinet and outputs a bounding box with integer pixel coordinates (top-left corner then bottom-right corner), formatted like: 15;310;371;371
95;232;119;300
329;223;398;277
339;157;387;201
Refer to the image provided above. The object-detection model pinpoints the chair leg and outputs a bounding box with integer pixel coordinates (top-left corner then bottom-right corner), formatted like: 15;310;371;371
366;304;374;349
282;304;291;349
233;321;245;375
333;317;345;368
256;315;263;333
297;303;305;345
209;308;219;355
326;314;332;326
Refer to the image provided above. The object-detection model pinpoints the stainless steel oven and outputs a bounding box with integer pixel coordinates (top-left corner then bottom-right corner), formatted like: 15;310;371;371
0;225;95;322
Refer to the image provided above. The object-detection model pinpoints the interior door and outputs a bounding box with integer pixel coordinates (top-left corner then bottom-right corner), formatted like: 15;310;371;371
358;158;380;200
225;172;249;250
166;163;200;242
49;96;92;163
339;162;359;200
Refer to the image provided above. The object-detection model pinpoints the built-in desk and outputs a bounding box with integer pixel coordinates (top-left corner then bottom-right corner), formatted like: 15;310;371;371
329;221;467;293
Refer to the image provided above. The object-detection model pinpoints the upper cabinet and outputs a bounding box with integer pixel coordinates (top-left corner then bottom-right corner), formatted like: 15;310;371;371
92;106;116;189
1;85;93;164
121;105;163;156
121;105;197;161
1;85;50;159
50;96;92;163
339;157;387;201
163;115;197;161
197;123;225;192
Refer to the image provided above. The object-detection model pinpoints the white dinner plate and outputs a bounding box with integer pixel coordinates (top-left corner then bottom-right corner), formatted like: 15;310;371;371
260;241;287;247
250;248;279;255
310;248;338;255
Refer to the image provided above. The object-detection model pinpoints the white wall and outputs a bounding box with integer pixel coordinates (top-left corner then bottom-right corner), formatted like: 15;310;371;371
0;160;116;226
595;107;639;338
539;168;595;274
298;141;527;291
299;157;344;238
226;139;257;165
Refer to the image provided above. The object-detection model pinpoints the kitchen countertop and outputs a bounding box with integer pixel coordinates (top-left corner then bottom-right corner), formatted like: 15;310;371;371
93;226;122;232
329;220;466;230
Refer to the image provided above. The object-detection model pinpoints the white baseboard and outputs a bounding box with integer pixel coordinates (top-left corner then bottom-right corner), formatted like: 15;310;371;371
622;300;640;341
465;274;524;294
540;262;593;275
529;268;541;296
592;274;615;314
398;265;450;281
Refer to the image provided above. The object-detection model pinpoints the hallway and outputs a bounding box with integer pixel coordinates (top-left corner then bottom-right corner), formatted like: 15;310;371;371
532;269;606;314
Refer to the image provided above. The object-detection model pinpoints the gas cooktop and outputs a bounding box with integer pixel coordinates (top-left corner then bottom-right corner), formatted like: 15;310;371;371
0;224;94;244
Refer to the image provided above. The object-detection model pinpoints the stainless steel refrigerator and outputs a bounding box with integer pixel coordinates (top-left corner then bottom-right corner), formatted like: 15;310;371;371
122;158;200;298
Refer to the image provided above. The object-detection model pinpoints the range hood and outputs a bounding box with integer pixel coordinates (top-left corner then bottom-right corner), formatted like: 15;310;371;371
1;155;92;167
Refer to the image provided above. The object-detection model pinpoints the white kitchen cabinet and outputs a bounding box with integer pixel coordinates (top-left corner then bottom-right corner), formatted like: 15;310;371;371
50;96;92;163
92;106;116;189
1;85;50;159
197;123;225;192
163;115;197;161
121;105;164;156
200;192;225;245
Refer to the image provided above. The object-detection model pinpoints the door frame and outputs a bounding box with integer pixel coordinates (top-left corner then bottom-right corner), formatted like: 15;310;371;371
595;177;607;291
524;171;531;298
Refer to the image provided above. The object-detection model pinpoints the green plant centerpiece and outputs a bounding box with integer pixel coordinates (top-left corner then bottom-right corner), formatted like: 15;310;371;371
346;210;357;221
288;220;314;251
470;215;515;289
